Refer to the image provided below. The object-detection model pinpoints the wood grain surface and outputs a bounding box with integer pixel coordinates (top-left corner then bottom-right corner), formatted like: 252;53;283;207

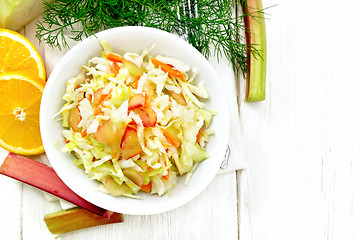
2;0;360;239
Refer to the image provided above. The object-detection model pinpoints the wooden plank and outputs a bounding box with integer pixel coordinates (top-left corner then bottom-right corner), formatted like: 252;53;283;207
0;175;22;239
0;144;22;236
22;185;61;240
237;0;360;239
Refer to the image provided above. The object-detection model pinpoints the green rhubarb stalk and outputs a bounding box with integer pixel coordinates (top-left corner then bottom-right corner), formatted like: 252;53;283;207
242;0;267;102
44;207;123;237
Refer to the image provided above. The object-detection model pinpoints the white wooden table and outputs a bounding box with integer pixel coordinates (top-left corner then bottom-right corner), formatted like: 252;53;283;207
2;0;360;239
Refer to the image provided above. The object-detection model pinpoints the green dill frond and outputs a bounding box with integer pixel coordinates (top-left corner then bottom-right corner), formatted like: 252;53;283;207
36;0;259;75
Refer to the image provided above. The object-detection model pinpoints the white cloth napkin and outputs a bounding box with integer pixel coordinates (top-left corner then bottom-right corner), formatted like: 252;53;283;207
207;56;245;173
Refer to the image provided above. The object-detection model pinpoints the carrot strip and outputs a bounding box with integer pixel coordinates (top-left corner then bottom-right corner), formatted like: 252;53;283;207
81;130;87;138
196;128;202;142
106;53;125;63
109;62;120;75
86;93;93;103
161;128;181;148
162;169;170;180
94;93;112;115
151;58;185;81
93;107;103;116
134;76;140;89
97;93;109;106
141;182;152;193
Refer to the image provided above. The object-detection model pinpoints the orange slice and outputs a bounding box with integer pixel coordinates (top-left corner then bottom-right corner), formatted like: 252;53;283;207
0;28;46;82
0;72;45;155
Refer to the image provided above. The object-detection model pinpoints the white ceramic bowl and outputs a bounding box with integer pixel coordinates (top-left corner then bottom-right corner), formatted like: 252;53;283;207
40;26;229;215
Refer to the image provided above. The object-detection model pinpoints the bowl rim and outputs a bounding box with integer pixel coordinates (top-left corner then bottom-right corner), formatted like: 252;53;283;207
40;26;230;215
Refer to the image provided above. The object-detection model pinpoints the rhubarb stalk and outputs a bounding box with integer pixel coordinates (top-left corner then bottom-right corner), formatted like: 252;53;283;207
242;0;267;102
0;153;109;217
44;207;123;237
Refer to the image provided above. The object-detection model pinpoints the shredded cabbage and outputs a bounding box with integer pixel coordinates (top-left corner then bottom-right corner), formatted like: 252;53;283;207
58;40;215;197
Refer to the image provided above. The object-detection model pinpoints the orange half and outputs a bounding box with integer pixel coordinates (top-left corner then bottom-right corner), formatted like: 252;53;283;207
0;72;45;155
0;28;46;82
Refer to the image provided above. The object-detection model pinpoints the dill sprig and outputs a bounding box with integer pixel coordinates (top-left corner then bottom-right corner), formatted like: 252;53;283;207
36;0;260;75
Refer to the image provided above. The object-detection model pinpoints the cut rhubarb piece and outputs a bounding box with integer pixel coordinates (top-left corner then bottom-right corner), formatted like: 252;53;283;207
168;90;187;106
69;106;81;132
128;94;145;110
120;126;142;159
93;119;124;156
123;168;144;187
131;108;150;126
0;153;109;216
104;177;131;196
94;93;112;115
143;107;157;127
132;107;157;127
92;89;112;109
44;207;123;237
242;0;267;102
92;88;102;106
144;82;155;107
123;60;144;76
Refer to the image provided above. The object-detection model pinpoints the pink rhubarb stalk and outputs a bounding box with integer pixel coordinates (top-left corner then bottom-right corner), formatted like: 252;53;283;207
0;153;110;217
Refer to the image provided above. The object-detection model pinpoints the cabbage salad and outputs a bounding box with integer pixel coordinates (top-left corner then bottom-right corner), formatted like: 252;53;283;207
58;40;215;198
